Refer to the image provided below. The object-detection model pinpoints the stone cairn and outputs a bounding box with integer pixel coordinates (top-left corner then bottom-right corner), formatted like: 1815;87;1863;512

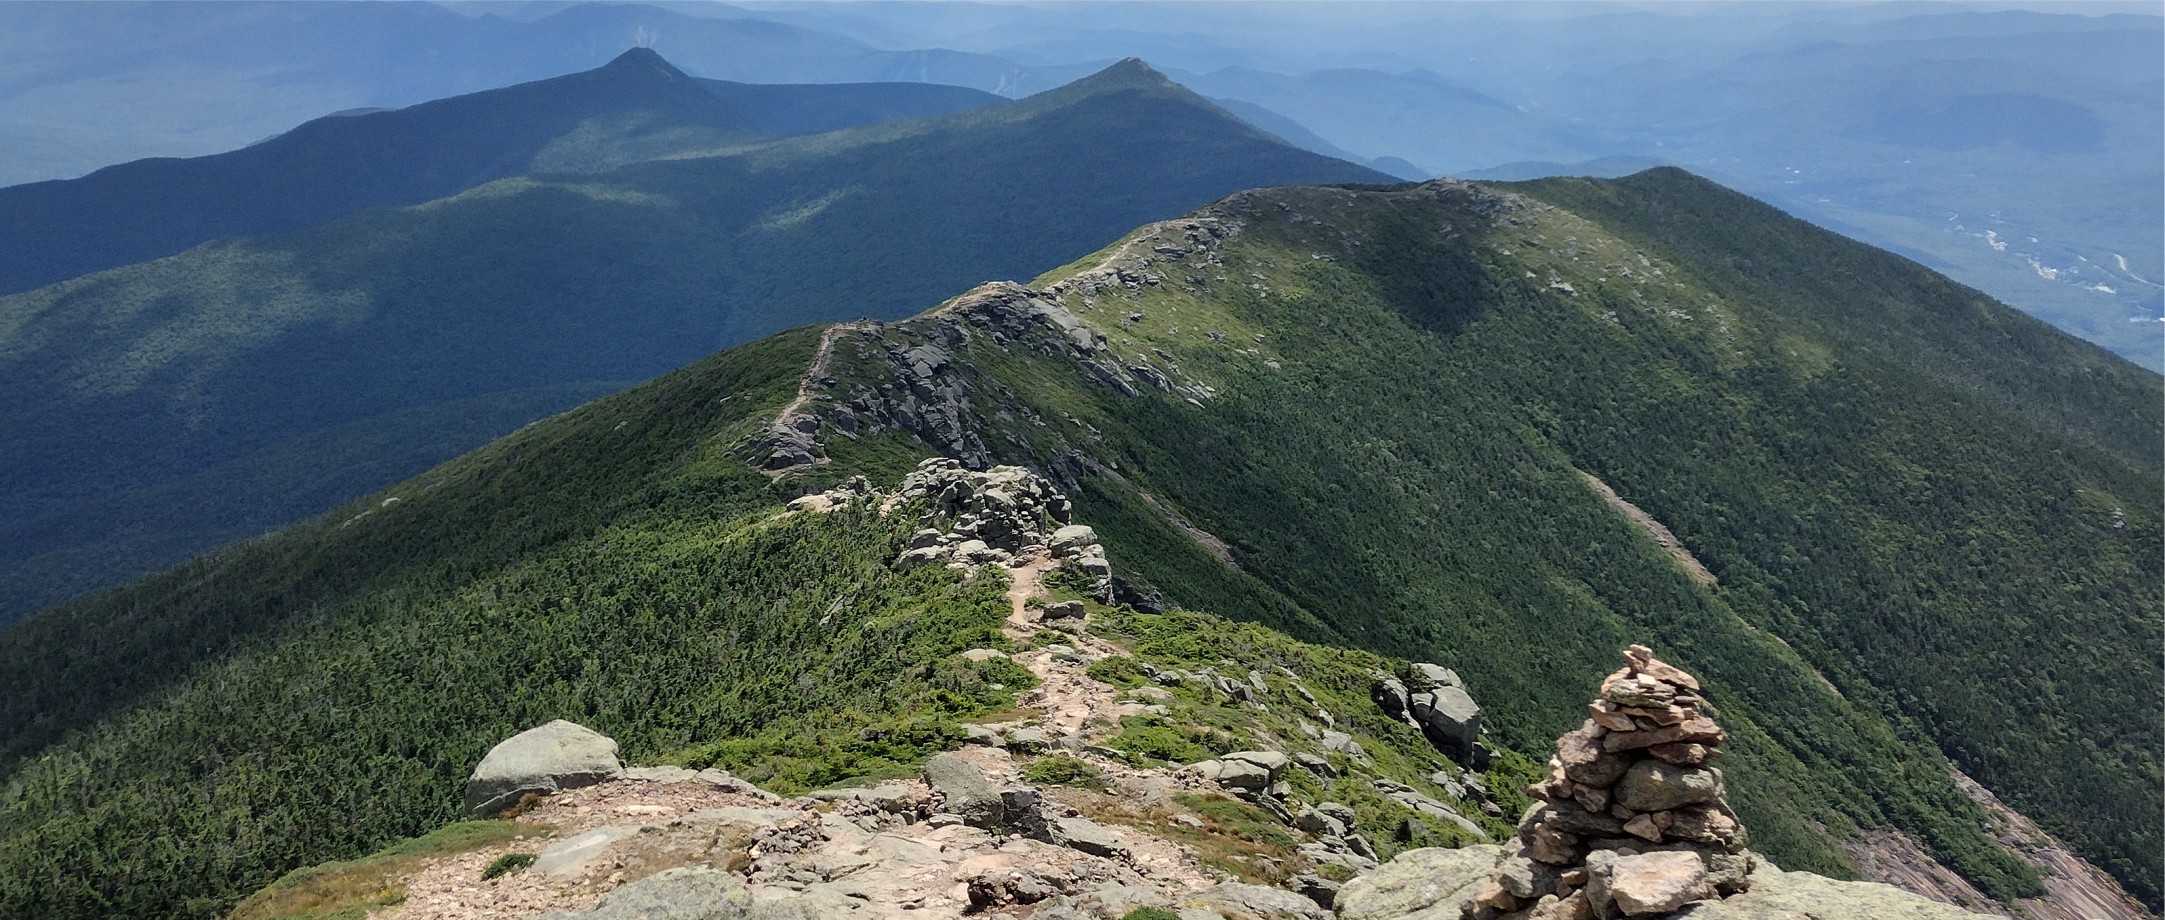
1468;645;1752;920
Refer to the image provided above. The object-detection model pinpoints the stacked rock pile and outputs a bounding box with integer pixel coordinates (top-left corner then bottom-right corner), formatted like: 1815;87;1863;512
1468;645;1751;920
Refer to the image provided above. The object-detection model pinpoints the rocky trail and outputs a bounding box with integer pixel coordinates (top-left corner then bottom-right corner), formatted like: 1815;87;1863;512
347;463;1359;920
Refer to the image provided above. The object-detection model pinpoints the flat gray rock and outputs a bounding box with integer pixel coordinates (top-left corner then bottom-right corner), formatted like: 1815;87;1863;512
537;867;747;919
466;720;623;817
1678;867;1997;919
534;824;641;879
1191;881;1331;919
1051;816;1128;857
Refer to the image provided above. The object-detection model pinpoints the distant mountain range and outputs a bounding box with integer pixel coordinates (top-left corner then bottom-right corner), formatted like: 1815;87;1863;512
0;52;1387;622
0;48;1002;298
2;169;2151;920
7;1;2150;367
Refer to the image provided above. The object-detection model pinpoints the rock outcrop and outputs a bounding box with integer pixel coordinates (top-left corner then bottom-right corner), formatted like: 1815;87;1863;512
1467;645;1748;920
887;458;1112;596
1376;663;1491;769
467;720;625;817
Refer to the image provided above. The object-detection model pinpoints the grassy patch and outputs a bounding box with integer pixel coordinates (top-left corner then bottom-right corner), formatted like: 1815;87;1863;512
227;821;533;920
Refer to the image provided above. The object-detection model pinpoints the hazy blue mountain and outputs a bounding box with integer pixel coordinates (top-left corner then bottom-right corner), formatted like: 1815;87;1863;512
1210;96;1429;180
0;58;1387;623
1459;156;1676;182
0;48;1001;297
0;1;1041;187
1178;66;1600;176
6;4;2153;366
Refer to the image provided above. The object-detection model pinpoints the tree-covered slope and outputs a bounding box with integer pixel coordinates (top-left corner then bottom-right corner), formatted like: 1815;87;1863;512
0;172;2152;919
0;47;1002;299
0;58;1387;622
778;174;2157;904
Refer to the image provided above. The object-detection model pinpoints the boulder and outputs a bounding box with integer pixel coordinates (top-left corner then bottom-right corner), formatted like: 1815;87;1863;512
1212;753;1273;787
1408;684;1483;764
1294;752;1337;777
1039;600;1086;621
1409;663;1463;689
1223;750;1290;774
1374;674;1413;719
923;752;1004;827
1332;845;1500;920
1606;851;1710;916
894;545;950;570
466;720;623;817
1049;524;1099;555
1295;805;1347;837
1004;726;1051;753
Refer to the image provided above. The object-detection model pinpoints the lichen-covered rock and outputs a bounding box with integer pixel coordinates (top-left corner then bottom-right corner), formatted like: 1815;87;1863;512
1333;844;1500;920
1192;881;1332;919
466;720;623;817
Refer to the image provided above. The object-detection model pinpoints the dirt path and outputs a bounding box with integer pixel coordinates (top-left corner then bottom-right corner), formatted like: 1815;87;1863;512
998;554;1144;742
774;321;872;427
1575;469;1715;586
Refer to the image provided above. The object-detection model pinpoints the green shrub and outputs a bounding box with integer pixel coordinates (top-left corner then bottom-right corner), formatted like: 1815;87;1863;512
1021;755;1105;789
480;852;535;881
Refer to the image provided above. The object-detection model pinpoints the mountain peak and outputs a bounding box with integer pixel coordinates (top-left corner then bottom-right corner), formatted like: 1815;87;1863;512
596;46;694;84
1071;56;1179;93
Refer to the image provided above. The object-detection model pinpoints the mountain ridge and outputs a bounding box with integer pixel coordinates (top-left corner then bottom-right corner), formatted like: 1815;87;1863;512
0;170;2151;918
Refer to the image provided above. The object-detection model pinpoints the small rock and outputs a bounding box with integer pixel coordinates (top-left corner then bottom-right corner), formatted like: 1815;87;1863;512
1613;761;1723;813
1039;601;1086;621
1222;750;1289;775
1050;816;1129;858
